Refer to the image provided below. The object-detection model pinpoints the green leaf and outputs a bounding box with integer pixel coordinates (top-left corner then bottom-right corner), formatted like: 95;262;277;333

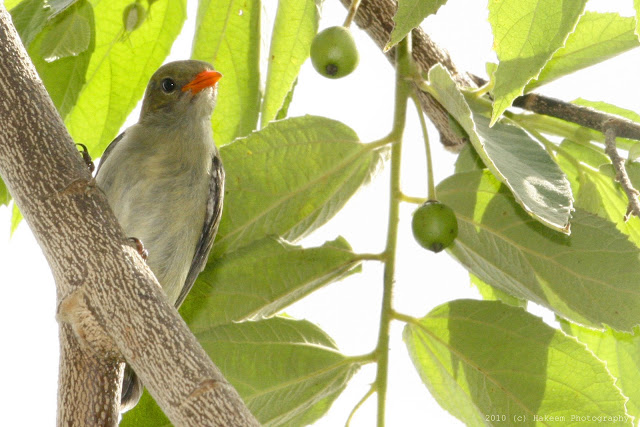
181;236;362;329
192;0;261;146
47;0;78;17
438;170;640;331
275;78;297;121
261;0;319;127
120;392;170;427
488;0;587;124
64;0;186;156
122;318;361;427
0;179;10;207
404;299;630;426
561;320;640;420
635;0;640;39
629;143;640;162
10;203;23;236
214;115;383;256
27;0;94;119
10;0;80;50
10;0;52;47
203;318;360;426
5;0;26;10
428;65;573;232
558;138;609;169
470;274;526;308
386;0;447;50
527;12;639;90
453;143;484;174
556;139;640;248
39;1;91;62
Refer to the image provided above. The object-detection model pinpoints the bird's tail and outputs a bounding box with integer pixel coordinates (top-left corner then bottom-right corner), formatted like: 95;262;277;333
120;364;144;413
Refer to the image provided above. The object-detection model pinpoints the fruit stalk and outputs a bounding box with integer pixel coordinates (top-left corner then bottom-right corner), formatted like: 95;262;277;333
343;0;362;28
412;94;436;200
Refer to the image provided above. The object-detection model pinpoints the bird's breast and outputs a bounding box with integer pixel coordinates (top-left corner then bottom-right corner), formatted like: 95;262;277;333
96;128;214;304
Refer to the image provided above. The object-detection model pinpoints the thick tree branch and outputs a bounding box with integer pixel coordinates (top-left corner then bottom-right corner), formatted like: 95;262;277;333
0;7;258;426
57;324;121;426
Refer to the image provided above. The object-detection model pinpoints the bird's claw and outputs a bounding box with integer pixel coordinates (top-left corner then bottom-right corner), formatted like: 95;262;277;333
76;143;95;173
128;237;148;261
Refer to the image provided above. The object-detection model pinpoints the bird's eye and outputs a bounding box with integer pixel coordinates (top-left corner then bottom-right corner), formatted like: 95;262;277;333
161;78;176;93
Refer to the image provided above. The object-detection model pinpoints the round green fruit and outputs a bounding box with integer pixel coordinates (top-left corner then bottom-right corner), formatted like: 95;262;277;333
411;201;458;253
310;26;359;79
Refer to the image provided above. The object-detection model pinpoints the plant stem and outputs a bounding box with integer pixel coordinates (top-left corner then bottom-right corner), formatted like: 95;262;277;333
346;385;376;426
399;192;425;204
375;36;411;427
343;0;362;28
412;94;435;200
390;310;418;324
355;252;387;262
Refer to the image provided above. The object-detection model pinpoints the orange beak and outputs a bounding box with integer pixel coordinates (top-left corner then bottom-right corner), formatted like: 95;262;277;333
182;70;223;94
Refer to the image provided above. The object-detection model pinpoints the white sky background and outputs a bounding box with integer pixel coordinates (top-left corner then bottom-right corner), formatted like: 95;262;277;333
1;0;640;425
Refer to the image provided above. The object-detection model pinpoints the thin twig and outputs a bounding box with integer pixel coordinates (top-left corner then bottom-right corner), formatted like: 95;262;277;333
469;75;640;142
603;124;640;220
514;93;640;141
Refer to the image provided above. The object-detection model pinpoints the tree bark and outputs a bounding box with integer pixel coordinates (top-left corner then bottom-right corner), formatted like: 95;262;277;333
0;6;258;426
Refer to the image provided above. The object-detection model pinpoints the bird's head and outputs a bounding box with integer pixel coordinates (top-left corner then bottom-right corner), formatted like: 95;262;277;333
139;60;223;125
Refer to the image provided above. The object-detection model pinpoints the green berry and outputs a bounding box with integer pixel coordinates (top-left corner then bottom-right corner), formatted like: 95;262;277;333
412;201;458;253
310;26;359;79
123;2;146;32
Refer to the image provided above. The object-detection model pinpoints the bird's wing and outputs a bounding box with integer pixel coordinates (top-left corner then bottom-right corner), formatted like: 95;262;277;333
175;154;225;308
95;131;125;176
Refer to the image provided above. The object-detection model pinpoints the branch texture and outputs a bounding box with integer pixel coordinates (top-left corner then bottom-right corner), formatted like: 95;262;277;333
514;93;640;141
0;6;258;426
603;126;640;220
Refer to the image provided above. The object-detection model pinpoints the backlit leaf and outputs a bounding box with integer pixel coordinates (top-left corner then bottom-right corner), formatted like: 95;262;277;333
192;0;261;146
386;0;448;50
488;0;587;123
64;0;186;156
439;170;640;331
214;115;383;256
405;300;630;426
27;0;94;118
429;65;573;232
39;1;91;62
261;0;319;126
182;237;362;329
122;317;360;426
561;319;640;420
527;12;639;90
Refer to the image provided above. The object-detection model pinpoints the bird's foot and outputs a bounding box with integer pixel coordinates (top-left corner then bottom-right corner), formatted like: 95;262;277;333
128;237;148;261
76;143;95;174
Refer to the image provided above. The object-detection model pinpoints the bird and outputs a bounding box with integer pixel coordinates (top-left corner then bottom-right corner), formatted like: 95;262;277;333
94;60;225;412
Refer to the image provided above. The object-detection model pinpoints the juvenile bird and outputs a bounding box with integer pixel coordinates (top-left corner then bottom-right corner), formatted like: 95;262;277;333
95;60;225;411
